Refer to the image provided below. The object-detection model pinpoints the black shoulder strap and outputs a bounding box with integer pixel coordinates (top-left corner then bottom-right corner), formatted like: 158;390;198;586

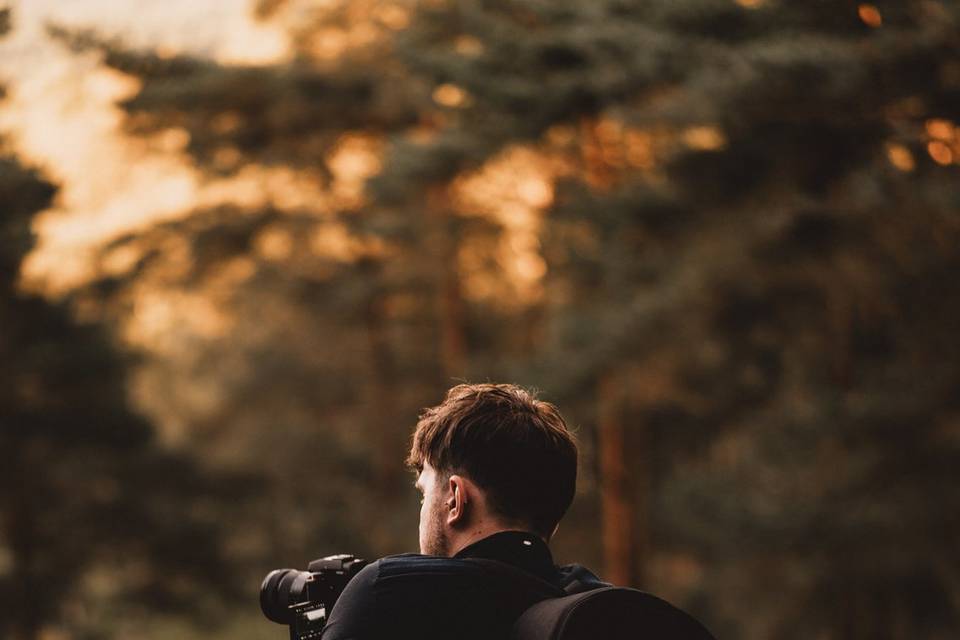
513;587;718;640
512;588;619;640
557;564;610;595
467;560;717;640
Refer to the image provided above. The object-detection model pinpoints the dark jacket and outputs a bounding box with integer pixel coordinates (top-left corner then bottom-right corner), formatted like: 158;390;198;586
320;530;606;640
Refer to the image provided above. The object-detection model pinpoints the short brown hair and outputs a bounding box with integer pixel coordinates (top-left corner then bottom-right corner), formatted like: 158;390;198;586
407;383;578;538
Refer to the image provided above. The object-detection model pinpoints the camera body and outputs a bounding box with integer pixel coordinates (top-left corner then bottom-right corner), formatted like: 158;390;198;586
260;554;367;640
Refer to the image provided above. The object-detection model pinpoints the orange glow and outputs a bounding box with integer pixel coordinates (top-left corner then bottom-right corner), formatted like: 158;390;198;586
517;176;554;209
452;146;562;305
405;124;439;145
254;226;294;261
212;146;244;171
327;133;385;206
208;256;257;289
925;118;956;141
858;4;883;28
154;44;181;60
734;0;765;8
885;143;915;172
309;28;350;61
13;1;291;66
125;290;231;347
279;0;402;63
100;243;145;277
154;127;191;153
374;4;410;30
432;83;470;108
2;2;293;295
546;124;576;147
310;223;386;262
927;141;954;166
574;117;670;189
211;111;244;134
596;118;623;144
507;230;547;281
198;165;332;212
328;134;384;181
310;224;358;262
452;146;558;221
682;125;727;151
625;130;655;169
454;35;484;57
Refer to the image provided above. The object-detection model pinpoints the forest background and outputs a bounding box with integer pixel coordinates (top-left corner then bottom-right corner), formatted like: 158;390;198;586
2;1;959;638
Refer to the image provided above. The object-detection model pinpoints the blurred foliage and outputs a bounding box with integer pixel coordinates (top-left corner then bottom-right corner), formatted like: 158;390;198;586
0;32;246;640
3;0;960;638
0;155;249;639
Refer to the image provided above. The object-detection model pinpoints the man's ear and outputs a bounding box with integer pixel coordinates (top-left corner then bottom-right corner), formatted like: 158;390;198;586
446;475;469;526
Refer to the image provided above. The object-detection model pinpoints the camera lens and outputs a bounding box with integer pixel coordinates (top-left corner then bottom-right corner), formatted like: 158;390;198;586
259;568;311;624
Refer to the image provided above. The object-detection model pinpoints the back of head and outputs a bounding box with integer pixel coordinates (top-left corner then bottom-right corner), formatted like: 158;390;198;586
407;383;578;539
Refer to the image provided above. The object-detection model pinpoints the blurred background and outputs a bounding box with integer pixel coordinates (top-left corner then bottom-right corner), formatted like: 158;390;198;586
1;0;959;638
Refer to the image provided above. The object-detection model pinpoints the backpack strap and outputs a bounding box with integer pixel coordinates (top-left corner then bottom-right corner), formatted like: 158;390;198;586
465;559;716;639
512;588;617;639
513;587;718;640
463;558;565;611
557;564;611;595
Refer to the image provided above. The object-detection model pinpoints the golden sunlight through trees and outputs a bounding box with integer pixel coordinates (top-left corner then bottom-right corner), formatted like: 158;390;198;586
885;143;916;172
858;4;883;28
924;118;959;166
681;126;727;152
432;83;470;108
3;1;960;638
927;141;954;165
0;0;291;295
327;133;385;206
452;146;561;306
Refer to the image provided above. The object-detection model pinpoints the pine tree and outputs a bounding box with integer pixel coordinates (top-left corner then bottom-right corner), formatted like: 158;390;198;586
1;16;238;638
44;1;960;637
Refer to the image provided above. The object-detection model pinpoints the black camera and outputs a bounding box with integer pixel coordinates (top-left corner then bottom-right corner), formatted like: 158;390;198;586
260;554;367;640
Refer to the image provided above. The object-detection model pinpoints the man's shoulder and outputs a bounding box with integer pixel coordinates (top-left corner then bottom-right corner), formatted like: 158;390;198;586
372;552;489;581
324;554;610;640
364;554;608;590
324;555;475;639
341;552;525;597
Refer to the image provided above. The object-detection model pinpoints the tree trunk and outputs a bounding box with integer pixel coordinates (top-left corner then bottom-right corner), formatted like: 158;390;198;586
597;371;637;587
438;253;466;378
7;494;41;640
364;278;402;499
427;186;467;380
